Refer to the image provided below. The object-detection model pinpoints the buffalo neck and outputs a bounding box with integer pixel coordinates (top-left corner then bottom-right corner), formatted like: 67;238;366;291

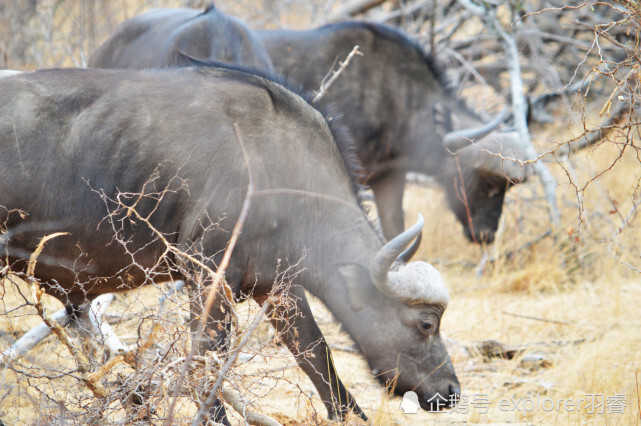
298;211;382;307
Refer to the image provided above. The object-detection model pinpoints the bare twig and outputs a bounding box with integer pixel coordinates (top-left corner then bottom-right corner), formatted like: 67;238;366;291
483;230;553;265
454;157;477;243
607;197;640;273
567;101;630;152
313;45;363;103
158;280;186;314
502;311;574;325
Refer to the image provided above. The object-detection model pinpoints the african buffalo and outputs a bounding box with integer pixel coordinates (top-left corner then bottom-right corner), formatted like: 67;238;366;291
0;68;458;422
257;22;532;243
88;4;273;71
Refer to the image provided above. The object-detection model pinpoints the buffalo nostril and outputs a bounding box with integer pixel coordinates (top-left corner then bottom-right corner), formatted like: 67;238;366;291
450;383;460;397
476;230;495;244
448;383;461;407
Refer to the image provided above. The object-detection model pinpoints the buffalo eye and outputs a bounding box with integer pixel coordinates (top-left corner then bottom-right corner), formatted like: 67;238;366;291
483;181;499;198
417;320;435;335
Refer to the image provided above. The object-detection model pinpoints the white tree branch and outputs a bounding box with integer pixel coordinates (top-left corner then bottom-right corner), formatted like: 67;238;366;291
459;0;560;226
86;293;129;356
0;307;71;366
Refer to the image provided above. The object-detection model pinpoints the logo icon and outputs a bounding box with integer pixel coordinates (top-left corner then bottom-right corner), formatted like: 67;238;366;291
400;391;420;414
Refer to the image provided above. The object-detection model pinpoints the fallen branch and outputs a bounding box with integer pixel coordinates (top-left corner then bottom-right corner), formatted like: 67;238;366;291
329;343;360;354
469;340;552;369
86;293;130;359
0;307;71;366
2;280;187;369
221;386;282;426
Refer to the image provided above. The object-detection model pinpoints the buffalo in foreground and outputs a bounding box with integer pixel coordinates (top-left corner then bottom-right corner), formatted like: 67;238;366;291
89;4;273;72
0;68;458;422
258;22;532;243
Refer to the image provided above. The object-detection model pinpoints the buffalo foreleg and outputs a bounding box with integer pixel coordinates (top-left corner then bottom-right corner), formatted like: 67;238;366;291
265;285;367;421
371;170;406;241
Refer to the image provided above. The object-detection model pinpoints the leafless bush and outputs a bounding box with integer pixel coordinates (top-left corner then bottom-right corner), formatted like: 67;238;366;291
0;175;319;424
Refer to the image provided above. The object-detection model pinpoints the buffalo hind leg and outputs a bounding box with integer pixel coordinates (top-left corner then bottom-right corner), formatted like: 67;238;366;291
263;285;366;421
189;280;233;426
371;170;406;241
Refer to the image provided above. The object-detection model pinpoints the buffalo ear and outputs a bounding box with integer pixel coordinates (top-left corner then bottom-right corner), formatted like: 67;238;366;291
168;49;218;68
338;264;380;311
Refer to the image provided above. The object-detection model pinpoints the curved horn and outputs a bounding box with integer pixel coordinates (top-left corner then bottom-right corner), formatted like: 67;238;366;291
370;214;424;294
397;231;422;263
442;106;509;152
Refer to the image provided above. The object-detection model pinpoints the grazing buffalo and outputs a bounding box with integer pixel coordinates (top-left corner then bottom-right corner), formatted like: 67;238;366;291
88;4;273;71
0;68;458;422
257;22;532;243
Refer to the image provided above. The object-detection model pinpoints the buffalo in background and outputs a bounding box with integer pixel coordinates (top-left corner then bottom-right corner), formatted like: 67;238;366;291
258;22;532;244
89;4;273;72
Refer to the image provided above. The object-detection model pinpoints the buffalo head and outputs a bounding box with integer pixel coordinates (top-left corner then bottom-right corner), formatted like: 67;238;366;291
439;108;532;244
339;215;459;411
